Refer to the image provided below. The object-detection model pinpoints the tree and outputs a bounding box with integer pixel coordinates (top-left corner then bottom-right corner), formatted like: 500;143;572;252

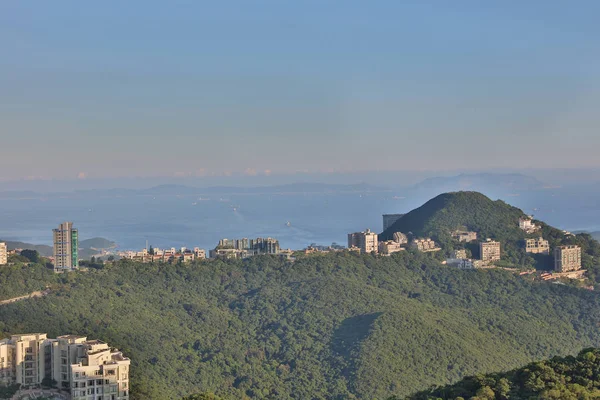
20;249;40;263
149;246;155;255
181;394;224;400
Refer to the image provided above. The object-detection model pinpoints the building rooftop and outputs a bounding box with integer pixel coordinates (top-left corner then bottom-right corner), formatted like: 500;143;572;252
58;335;86;340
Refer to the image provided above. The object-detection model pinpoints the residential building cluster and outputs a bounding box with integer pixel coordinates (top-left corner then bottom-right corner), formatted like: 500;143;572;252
210;237;282;259
119;247;206;263
410;238;441;252
0;333;129;399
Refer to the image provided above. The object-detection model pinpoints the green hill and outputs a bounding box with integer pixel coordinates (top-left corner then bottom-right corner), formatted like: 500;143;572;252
402;348;600;400
0;240;53;256
380;191;600;272
2;251;600;399
2;192;600;399
79;237;116;249
380;191;526;241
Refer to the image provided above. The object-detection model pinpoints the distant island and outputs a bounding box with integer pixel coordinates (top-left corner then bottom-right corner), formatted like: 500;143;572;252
1;237;116;258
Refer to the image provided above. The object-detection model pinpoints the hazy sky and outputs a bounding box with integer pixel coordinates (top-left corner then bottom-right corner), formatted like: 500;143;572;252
1;1;600;181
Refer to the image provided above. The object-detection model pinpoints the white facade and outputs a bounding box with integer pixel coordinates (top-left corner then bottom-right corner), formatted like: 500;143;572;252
0;333;130;399
519;217;538;233
0;242;7;265
480;239;501;262
348;229;378;254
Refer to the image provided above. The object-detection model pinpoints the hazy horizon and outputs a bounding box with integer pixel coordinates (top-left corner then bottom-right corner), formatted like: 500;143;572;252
3;1;600;181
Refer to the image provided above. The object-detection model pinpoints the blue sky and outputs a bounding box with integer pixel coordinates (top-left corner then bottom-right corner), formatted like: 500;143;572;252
1;1;599;181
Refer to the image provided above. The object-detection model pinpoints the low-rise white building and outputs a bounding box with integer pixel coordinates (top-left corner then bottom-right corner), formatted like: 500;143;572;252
378;240;405;255
411;238;441;252
519;217;539;233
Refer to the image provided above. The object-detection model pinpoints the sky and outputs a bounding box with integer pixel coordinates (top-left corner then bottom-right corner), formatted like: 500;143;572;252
1;1;600;182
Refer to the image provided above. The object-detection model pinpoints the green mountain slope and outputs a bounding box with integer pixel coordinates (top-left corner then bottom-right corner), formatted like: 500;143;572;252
380;191;600;272
2;252;600;399
0;240;53;256
403;348;600;400
79;237;116;249
380;191;526;241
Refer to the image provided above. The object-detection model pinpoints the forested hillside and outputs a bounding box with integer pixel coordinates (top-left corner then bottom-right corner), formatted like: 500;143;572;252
403;348;600;400
2;252;600;399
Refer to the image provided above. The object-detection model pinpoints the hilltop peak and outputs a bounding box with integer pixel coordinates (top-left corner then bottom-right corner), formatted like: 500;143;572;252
380;191;527;241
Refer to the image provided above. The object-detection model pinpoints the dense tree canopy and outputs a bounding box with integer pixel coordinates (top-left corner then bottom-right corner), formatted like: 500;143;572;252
403;348;600;400
2;192;600;399
2;252;600;399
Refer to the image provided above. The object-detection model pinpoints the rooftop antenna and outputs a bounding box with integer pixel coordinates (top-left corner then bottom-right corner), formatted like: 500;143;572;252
146;240;148;251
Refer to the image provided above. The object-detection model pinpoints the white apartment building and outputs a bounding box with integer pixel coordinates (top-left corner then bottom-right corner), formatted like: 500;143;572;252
525;237;550;254
480;239;501;262
348;229;378;254
0;242;7;265
0;334;129;399
554;245;582;272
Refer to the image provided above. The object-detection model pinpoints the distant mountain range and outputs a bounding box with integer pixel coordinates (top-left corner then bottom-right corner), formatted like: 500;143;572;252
575;231;600;241
1;241;53;256
1;237;116;258
0;182;390;200
411;173;547;193
0;173;551;200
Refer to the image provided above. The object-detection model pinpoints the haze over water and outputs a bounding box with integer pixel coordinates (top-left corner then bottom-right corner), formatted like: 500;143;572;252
1;185;599;251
